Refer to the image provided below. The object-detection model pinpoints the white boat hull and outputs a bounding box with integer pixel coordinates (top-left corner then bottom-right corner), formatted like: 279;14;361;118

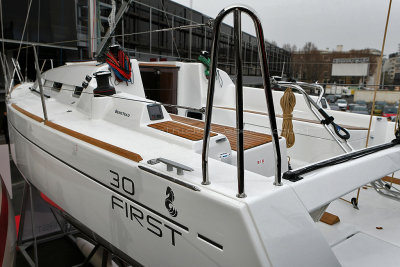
8;102;340;266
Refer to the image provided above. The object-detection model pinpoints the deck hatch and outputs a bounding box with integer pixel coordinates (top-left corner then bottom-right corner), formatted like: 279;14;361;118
52;82;62;91
73;86;84;97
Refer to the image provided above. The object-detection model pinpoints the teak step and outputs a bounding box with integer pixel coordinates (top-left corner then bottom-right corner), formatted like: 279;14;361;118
170;114;273;151
320;212;340;225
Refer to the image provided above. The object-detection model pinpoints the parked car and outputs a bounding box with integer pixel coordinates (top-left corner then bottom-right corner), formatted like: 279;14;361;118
369;101;385;116
325;95;337;103
355;100;367;106
382;105;398;117
348;103;358;112
329;103;340;111
335;99;348;111
351;105;369;115
320;97;330;109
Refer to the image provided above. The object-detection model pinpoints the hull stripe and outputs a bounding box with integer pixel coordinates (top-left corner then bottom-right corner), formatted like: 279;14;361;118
0;179;9;265
11;103;44;123
9;122;189;232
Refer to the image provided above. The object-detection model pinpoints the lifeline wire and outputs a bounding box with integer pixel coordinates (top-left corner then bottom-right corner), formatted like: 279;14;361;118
30;86;205;114
14;23;207;53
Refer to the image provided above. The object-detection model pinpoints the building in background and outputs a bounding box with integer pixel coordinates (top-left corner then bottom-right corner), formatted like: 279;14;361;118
383;52;400;87
291;47;380;88
0;0;291;134
1;0;291;83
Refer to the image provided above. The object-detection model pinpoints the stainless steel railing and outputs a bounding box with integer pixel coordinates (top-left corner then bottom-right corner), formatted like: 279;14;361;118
201;5;283;198
278;82;354;153
33;45;48;121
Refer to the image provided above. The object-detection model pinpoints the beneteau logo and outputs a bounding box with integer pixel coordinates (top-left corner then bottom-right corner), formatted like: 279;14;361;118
115;109;130;117
165;187;178;217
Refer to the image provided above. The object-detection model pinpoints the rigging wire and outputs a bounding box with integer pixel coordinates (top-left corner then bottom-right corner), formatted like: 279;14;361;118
13;23;207;53
0;0;5;57
30;86;205;114
0;0;9;88
159;0;181;59
16;0;33;66
356;0;393;206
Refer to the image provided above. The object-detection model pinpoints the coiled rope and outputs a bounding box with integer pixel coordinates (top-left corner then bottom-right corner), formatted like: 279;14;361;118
105;49;132;83
280;87;296;148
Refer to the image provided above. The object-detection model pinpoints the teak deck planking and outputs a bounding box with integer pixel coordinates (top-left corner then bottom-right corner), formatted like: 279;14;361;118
148;120;216;141
169;114;273;151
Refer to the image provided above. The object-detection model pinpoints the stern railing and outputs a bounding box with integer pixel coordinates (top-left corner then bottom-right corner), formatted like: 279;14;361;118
201;5;282;198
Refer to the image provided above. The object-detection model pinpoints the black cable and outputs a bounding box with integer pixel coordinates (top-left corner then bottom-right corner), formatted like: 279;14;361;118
283;137;400;182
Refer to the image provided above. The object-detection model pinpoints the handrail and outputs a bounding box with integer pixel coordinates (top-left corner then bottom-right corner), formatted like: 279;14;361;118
201;5;282;197
32;45;48;121
273;79;325;106
278;82;354;153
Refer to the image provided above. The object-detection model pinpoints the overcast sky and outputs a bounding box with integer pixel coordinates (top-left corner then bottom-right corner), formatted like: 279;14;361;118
173;0;399;55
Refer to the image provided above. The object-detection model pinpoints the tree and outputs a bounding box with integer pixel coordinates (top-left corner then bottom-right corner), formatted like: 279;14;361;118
303;42;318;53
291;44;297;52
282;43;291;51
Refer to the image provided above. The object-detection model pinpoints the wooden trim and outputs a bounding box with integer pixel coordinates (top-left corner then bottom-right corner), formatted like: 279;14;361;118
148;120;216;141
44;121;143;162
170;114;273;151
215;106;368;131
11;83;21;91
11;103;44;123
139;63;178;68
11;103;143;163
382;176;400;185
320;212;340;225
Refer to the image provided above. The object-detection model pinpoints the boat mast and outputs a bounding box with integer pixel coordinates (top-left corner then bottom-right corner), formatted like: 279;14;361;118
88;0;98;59
96;0;134;58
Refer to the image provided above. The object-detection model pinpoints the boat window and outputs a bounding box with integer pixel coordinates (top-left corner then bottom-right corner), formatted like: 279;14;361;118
52;82;62;91
140;65;179;114
73;86;84;97
187;110;202;120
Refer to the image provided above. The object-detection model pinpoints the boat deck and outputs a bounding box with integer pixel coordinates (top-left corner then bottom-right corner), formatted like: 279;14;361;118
169;114;273;151
215;106;369;130
148;120;217;141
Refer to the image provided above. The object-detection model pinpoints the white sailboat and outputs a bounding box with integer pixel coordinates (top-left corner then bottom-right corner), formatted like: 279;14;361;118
5;4;400;267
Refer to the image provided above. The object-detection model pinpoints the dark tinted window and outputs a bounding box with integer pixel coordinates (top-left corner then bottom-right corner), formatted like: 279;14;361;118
52;82;62;91
73;86;83;97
